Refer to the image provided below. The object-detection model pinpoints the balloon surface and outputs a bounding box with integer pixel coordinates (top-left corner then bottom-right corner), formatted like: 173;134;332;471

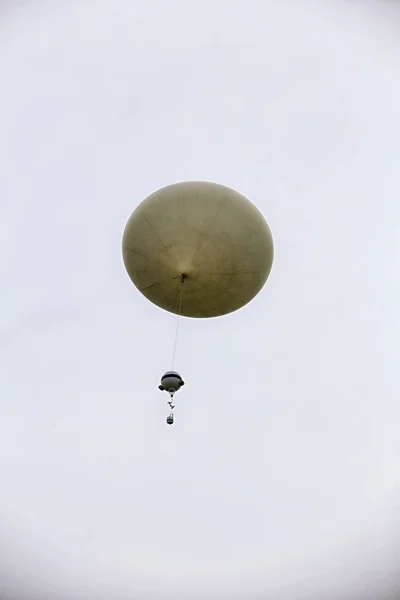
122;181;274;318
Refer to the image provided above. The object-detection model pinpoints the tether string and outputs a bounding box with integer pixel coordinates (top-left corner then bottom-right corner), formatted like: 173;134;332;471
171;281;185;370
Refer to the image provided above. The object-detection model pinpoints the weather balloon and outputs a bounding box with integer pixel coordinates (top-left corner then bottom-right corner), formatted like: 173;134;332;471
123;181;273;317
122;181;274;424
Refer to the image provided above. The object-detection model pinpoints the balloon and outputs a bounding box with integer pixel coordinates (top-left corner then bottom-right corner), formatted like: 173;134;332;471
122;181;274;318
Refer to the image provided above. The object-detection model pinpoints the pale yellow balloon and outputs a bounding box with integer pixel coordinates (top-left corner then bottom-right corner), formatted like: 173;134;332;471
122;181;274;318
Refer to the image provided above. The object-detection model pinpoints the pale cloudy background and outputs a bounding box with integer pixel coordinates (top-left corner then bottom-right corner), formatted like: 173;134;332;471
0;0;399;598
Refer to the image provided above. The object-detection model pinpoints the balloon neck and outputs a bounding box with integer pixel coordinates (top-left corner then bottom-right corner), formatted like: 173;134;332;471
180;273;188;283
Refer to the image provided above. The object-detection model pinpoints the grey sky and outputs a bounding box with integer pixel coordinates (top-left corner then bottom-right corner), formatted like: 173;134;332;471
0;0;399;598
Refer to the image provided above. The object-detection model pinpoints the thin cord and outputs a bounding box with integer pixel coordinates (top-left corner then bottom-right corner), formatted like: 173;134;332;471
171;282;184;370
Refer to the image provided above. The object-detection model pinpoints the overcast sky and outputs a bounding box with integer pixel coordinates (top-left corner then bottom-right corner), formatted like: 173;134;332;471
0;1;400;598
